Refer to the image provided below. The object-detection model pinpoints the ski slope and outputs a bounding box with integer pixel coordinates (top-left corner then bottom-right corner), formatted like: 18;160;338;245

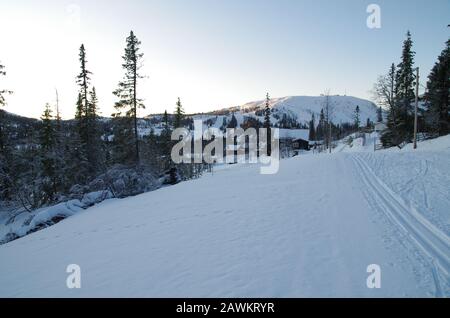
0;137;449;297
192;95;379;131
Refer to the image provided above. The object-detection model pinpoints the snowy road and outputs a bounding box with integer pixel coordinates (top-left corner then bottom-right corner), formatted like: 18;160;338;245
0;143;449;297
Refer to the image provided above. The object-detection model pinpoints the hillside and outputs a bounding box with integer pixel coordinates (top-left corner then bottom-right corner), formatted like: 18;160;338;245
1;135;449;297
192;95;379;131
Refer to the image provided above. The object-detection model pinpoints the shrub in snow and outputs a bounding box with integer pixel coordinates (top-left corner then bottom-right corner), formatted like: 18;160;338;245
88;165;161;198
81;190;113;207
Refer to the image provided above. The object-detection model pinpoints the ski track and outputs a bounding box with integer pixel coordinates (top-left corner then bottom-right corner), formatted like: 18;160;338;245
351;154;450;296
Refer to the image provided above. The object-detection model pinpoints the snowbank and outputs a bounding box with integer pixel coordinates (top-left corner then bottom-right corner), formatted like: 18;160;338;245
0;191;113;245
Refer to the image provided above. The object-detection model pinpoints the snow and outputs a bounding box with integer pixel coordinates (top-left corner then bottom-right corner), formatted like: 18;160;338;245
0;191;113;244
190;95;378;133
239;95;378;126
0;136;449;297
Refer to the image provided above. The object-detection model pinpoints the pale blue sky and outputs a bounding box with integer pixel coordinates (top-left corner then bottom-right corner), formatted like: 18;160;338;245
0;0;448;118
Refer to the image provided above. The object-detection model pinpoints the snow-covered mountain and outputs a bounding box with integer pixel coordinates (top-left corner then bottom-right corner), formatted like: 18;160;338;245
192;95;379;130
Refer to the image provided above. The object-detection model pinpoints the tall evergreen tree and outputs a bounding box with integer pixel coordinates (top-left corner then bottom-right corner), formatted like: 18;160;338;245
425;39;450;136
88;87;103;170
316;109;326;141
39;103;57;203
264;93;271;129
263;93;271;156
70;93;90;184
377;106;383;123
309;113;316;141
162;110;171;137
354;105;360;129
227;113;238;129
113;31;145;165
174;97;184;128
395;31;416;141
76;44;100;175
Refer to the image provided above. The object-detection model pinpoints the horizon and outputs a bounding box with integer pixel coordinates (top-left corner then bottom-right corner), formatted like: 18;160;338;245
1;0;449;119
2;94;378;120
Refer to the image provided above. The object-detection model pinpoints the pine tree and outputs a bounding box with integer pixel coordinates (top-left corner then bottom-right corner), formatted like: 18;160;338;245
174;97;184;128
113;31;145;165
39;103;57;203
354;105;360;129
162;110;171;137
220;117;228;132
87;87;103;171
316;108;325;141
425;39;450;136
227;113;238;129
395;31;416;141
377;106;383;123
264;93;271;129
309;113;316;141
264;93;271;156
76;44;100;175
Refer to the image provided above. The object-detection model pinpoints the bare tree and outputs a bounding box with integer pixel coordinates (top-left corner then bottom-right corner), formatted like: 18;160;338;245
372;63;396;113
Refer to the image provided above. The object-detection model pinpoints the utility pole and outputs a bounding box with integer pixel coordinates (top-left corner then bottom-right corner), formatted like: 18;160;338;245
413;67;419;150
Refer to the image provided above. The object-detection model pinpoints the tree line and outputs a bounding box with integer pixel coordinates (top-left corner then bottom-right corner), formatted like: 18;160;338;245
374;31;449;147
0;31;205;211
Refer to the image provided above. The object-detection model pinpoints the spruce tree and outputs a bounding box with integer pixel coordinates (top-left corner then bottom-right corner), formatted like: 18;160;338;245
377;106;383;123
264;93;271;129
317;109;325;141
354;105;360;129
88;87;102;170
39;103;57;203
309;113;316;141
227;113;238;129
425;39;450;136
395;31;416;141
264;93;271;156
174;97;184;128
76;44;99;175
113;31;145;165
70;93;89;184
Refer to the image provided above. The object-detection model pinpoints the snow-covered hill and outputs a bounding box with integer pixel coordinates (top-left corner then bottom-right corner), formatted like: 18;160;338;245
193;95;379;130
1;135;449;297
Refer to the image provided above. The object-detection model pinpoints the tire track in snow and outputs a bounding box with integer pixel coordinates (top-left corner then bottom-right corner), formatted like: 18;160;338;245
351;155;450;296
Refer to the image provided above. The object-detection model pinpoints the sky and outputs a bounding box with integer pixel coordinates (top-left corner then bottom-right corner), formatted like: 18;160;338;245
0;0;448;119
